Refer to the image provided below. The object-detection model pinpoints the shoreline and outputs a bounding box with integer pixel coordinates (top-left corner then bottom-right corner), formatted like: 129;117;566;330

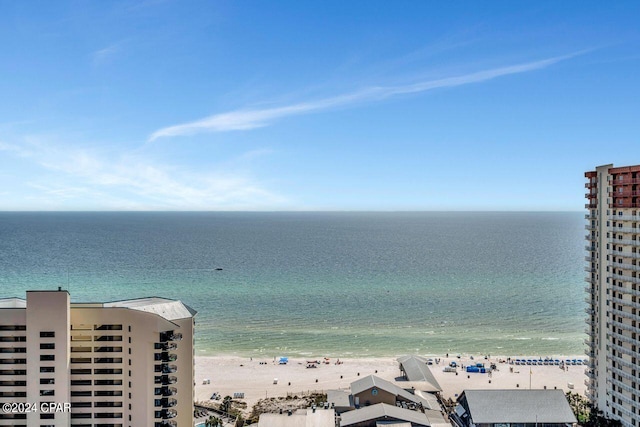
194;354;588;412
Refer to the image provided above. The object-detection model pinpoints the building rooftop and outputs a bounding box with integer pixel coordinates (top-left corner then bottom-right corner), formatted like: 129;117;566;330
0;292;196;322
461;389;577;424
340;403;430;427
396;356;442;392
258;409;335;427
351;375;437;410
104;297;197;321
0;297;27;308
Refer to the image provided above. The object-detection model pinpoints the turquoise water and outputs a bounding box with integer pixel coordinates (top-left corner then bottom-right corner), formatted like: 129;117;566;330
0;212;586;357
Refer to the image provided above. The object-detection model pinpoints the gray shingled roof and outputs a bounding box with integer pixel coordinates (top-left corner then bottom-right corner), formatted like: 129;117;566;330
462;389;578;424
351;375;436;410
340;403;430;427
396;356;442;392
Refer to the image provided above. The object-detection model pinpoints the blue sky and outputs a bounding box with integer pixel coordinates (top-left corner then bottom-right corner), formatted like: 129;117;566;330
1;1;639;210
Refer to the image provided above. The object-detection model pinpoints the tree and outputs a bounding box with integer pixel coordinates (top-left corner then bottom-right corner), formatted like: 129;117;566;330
221;396;233;414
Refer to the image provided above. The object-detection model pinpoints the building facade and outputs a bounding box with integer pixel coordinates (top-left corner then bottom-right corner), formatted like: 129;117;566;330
0;290;195;427
585;164;640;426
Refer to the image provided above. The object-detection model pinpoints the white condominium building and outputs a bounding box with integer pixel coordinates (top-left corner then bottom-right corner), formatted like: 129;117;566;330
585;164;640;427
0;290;195;427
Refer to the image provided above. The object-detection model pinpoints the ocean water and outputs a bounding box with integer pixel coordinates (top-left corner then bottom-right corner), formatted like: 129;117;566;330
0;212;586;357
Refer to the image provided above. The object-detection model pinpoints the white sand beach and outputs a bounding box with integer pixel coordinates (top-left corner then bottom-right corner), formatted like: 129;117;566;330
195;355;587;411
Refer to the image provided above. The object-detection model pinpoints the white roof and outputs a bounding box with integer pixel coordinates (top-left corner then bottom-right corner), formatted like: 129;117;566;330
258;408;335;427
0;298;27;308
104;297;196;321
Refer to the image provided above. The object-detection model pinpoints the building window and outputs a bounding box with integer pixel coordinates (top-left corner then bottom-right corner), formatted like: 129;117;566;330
40;332;55;338
39;343;55;350
40;355;55;361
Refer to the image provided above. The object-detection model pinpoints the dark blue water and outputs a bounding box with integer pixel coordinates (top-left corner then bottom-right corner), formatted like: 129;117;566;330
0;212;586;357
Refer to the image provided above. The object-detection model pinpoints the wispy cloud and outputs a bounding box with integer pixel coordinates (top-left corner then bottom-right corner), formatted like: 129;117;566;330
1;139;287;210
92;43;122;65
149;52;581;141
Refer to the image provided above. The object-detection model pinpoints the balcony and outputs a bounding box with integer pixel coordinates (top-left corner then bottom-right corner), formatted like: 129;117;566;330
610;319;640;335
608;215;640;221
609;238;640;247
607;331;636;346
609;365;637;383
610;250;640;259
611;307;637;321
585;213;597;220
162;387;178;397
585;224;598;231
160;375;178;385
162;365;177;374
612;178;640;185
159;353;177;363
162;398;178;408
162;343;177;351
613;262;640;272
585;245;597;252
162;409;178;419
612;273;640;285
584;267;597;273
167;333;182;341
610;227;640;233
585;203;598;209
611;296;640;311
585;256;598;262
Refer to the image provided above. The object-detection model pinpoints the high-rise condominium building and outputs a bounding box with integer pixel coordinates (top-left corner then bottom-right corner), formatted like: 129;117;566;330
585;164;640;427
0;290;195;427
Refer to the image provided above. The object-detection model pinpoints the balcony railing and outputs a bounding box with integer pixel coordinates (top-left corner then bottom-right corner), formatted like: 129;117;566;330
167;333;182;341
609;238;640;247
585;203;598;209
610;227;640;233
610;250;640;259
609;365;638;383
161;387;178;397
610;320;640;335
612;273;640;285
611;296;640;311
613;262;640;272
162;365;177;374
608;215;640;221
607;331;636;346
585;245;597;251
612;177;640;185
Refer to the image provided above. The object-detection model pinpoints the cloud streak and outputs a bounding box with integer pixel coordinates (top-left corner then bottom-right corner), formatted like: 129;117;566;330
1;139;287;210
149;53;580;141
